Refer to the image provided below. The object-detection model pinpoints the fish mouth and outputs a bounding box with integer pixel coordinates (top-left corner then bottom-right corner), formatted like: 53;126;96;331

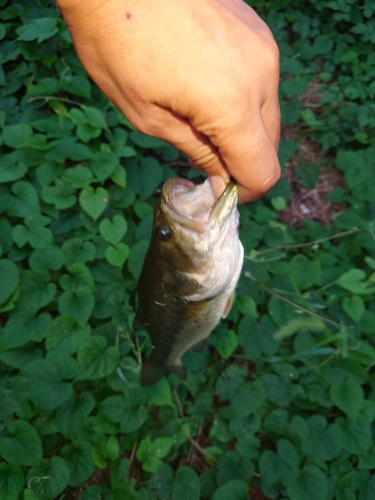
161;177;238;233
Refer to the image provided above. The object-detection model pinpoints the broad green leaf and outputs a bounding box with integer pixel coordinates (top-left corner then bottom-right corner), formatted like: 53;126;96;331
130;131;169;149
303;415;342;461
211;479;249;500
146;377;174;407
20;271;57;309
55;137;93;161
59;263;95;293
342;295;365;322
286;465;328;500
61;166;93;189
172;467;200;500
127;157;163;198
62;76;92;99
216;365;247;401
288;254;321;289
101;392;148;433
236;295;258;317
42;180;77;210
105;243;130;268
0;154;28;183
0;463;24;500
55;392;95;435
148;465;174;500
330;380;364;420
29;247;65;272
90;152;119;182
8;181;40;217
127;240;149;278
227;380;265;418
0;259;19;306
2;309;51;349
16;18;58;43
28;77;60;96
26;457;69;500
61;441;95;488
210;328;238;359
75;336;117;381
58;290;95;324
336;269;374;295
337;416;372;455
0;420;42;466
100;215;128;246
2;124;32;148
136;436;174;472
62;238;96;266
23;355;75;410
46;315;91;353
79;186;109;221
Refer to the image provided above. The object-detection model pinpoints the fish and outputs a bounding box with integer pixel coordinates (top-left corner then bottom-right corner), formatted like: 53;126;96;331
133;177;244;386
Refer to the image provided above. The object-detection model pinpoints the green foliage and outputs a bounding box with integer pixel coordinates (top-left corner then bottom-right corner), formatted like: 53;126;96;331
1;0;375;498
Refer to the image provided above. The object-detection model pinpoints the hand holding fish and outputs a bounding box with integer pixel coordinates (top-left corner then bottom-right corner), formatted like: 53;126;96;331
56;0;281;202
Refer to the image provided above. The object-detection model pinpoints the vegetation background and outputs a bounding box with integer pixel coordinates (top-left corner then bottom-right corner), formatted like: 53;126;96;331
1;0;375;498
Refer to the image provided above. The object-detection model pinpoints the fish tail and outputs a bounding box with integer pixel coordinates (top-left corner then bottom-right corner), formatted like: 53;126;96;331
140;359;166;386
140;358;185;386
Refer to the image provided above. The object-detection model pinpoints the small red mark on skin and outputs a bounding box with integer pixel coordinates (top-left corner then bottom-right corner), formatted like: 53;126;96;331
125;11;132;20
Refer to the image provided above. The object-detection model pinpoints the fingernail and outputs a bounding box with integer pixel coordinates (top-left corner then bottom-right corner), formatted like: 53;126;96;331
209;175;227;199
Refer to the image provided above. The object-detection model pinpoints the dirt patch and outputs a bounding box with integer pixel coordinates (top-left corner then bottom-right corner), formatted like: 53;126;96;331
278;81;347;228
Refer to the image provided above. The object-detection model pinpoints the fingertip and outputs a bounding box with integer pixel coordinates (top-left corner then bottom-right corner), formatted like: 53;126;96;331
209;175;227;199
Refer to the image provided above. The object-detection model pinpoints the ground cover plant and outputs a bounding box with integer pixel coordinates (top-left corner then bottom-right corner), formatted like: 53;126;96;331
1;0;375;498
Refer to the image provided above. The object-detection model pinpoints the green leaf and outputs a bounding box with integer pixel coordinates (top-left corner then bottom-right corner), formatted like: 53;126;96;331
288;254;321;290
136;436;174;472
227;380;265;418
0;463;24;500
23;355;75;410
210;328;238;359
146;377;174;407
130;131;169;149
236;296;258;317
101;391;148;433
55;392;95;435
148;465;174;499
342;295;365;322
0;154;28;183
100;215;128;245
336;269;373;295
62;238;96;266
79;186;109;221
286;465;328;500
0;259;19;306
330;380;364;420
2;309;51;349
8;181;40;217
59;263;96;293
172;467;200;500
127;157;163;198
61;166;93;189
75;336;117;381
26;457;69;500
90;152;119;182
42;179;77;210
0;420;42;466
46;315;91;353
127;240;149;278
336;416;372;456
55;137;93;161
211;479;249;500
61;441;96;488
105;243;130;268
303;415;342;461
29;247;65;272
17;18;58;43
2;124;32;148
58;290;95;324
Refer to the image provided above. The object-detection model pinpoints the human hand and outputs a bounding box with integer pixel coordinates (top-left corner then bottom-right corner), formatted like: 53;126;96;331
55;0;280;202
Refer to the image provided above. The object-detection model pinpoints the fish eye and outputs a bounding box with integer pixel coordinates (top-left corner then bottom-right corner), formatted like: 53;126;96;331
157;225;172;241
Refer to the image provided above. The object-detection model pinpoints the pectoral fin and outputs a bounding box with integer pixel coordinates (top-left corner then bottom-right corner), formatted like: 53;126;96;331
222;292;234;318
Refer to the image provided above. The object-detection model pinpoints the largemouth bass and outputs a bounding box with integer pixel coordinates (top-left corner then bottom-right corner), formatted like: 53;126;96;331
134;177;244;386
